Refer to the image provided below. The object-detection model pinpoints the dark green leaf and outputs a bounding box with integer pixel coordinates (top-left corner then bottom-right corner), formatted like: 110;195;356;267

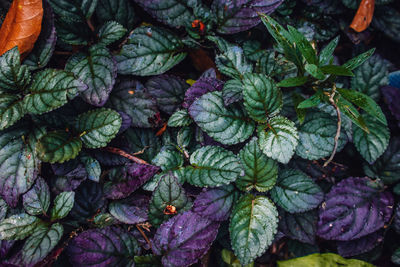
24;69;87;114
287;25;318;65
98;21;127;45
209;36;253;79
277;76;308;88
107;79;158;128
65;44;116;106
184;146;242;187
22;177;50;216
229;194;278;265
148;173;191;226
238;137;278;192
337;88;387;125
109;195;149;224
257;116;299;164
270;169;323;213
51;191;75;220
116;26;186;76
189;91;255;145
168;110;192;127
80;154;101;182
0;47;31;92
305;64;325;80
319;36;339;65
373;7;400;43
124;128;161;162
96;0;136;30
75;108;121;148
353;116;389;164
0;94;25;130
320;65;354;76
292;92;306;124
21;223;63;265
296;111;347;160
392;247;400;265
242;73;282;121
297;92;323;109
343;48;375;70
222;79;243;106
152;149;183;171
36;131;82;163
0;213;41;240
350;55;388;101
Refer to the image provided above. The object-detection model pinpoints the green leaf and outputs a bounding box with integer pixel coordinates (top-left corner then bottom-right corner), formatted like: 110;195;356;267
373;6;400;42
242;73;282;121
189;91;255;145
260;15;303;70
270;169;324;213
296;111;347;160
116;26;186;76
80;154;101;182
124;128;161;162
277;76;308;88
319;36;339;65
229;194;278;265
148;173;191;227
277;253;374;267
343;48;375;70
0;198;7;221
168;110;192;127
305;64;325;80
292;92;306;124
65;44;116;106
96;0;136;30
337;88;387;125
221;249;254;267
184;146;242;187
392;247;400;265
238;137;278;192
50;191;75;220
320;65;354;76
23;177;50;216
336;96;369;132
363;137;400;184
297;92;323;109
76;108;121;148
48;0;98;20
0;127;41;207
152;149;184;171
222;79;243;106
98;21;127;46
353;116;390;164
287;25;318;65
208;36;253;79
36;131;82;163
21;223;63;265
24;69;87;114
257;116;299;164
350;54;388;101
0;94;25;130
0;47;31;92
0;213;41;240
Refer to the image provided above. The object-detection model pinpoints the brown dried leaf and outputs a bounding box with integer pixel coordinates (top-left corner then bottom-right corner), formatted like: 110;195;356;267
350;0;375;33
0;0;43;57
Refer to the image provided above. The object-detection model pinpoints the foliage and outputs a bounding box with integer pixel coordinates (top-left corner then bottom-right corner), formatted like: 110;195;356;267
0;0;399;266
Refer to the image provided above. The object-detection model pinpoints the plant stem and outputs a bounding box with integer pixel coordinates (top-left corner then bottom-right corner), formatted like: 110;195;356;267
324;84;341;167
103;147;150;165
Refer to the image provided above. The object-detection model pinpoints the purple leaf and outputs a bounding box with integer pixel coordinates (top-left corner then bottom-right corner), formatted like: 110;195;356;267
395;203;400;234
337;231;383;257
0;240;14;259
146;75;189;114
50;164;87;195
279;209;317;245
152;211;220;267
382;85;400;127
182;78;224;109
109;194;149;224
317;177;394;241
67;226;141;266
104;163;160;199
117;112;132;134
192;185;238;221
212;0;284;34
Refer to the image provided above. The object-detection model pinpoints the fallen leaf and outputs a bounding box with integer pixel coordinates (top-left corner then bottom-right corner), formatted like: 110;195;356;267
0;0;43;57
350;0;375;33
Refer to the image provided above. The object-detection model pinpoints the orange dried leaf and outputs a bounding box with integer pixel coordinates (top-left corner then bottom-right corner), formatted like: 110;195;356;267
350;0;375;33
0;0;43;57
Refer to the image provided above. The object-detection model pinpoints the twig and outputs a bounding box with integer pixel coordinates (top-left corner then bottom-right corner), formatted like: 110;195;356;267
324;85;341;167
86;18;95;32
136;223;152;250
103;147;150;165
